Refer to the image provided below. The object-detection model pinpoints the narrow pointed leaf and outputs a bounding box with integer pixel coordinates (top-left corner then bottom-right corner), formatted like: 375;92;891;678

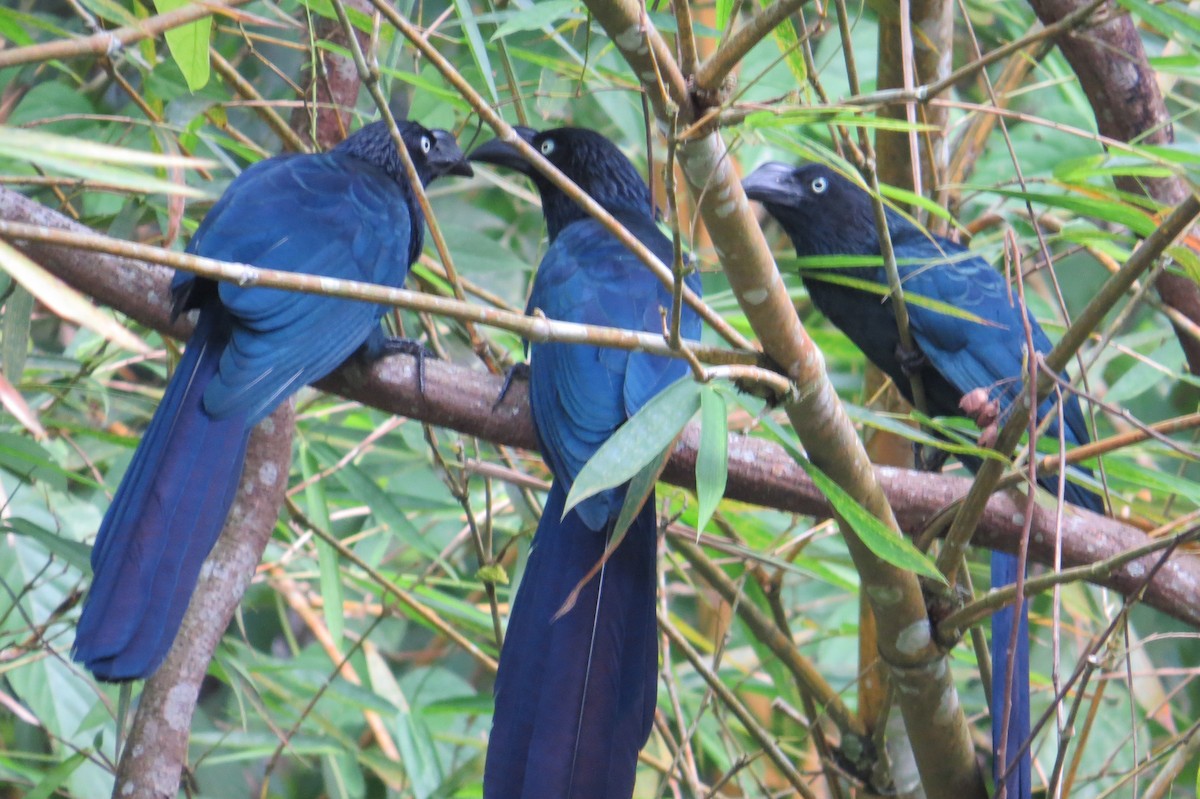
0;240;150;355
152;0;211;91
563;376;702;516
452;0;500;103
695;387;729;534
611;443;671;543
301;444;344;645
2;284;33;384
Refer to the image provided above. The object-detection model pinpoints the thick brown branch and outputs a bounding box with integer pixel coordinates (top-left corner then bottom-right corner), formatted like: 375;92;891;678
7;187;1200;631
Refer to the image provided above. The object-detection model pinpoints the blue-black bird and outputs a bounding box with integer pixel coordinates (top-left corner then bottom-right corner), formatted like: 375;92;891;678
74;120;472;682
470;127;701;799
743;161;1103;799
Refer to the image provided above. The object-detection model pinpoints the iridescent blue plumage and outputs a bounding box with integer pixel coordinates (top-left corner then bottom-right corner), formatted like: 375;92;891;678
471;127;701;799
744;161;1103;799
74;121;470;681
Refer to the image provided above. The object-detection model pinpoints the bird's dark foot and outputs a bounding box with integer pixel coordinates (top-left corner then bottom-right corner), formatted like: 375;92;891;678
734;353;791;407
894;342;927;377
913;442;951;473
959;387;1001;448
493;362;530;410
924;578;970;649
361;335;437;395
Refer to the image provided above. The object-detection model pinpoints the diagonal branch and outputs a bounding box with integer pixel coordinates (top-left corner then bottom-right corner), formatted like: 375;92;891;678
694;0;811;92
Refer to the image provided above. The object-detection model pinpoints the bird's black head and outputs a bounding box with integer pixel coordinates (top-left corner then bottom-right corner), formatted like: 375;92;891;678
469;126;653;240
336;120;473;186
743;161;904;257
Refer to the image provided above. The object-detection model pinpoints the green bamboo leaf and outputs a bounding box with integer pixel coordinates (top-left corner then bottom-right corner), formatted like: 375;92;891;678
761;417;946;583
301;443;344;645
762;1;806;85
0;126;211;197
6;518;92;572
877;183;956;226
490;0;579;39
2;284;33;384
695;388;729;534
745;108;939;133
0;433;71;492
0;240;151;355
24;752;87;799
796;269;997;328
374;61;473;109
77;0;138;27
1168;244;1200;286
452;0;500;104
1053;153;1176;183
326;455;449;567
715;0;735;36
986;186;1158;236
1116;0;1200;45
564;377;703;516
0;370;45;440
153;0;211;91
1100;455;1200;505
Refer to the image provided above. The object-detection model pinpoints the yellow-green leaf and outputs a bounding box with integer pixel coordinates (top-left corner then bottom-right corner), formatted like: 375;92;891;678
564;377;702;516
0;126;211;197
0;240;150;355
695;387;729;534
152;0;211;91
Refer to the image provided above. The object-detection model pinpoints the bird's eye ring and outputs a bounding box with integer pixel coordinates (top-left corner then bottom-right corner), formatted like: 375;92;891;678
540;139;555;156
420;135;432;153
811;176;828;194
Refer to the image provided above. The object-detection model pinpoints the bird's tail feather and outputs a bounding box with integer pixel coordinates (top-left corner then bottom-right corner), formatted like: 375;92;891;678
991;550;1032;799
74;309;251;681
484;483;658;799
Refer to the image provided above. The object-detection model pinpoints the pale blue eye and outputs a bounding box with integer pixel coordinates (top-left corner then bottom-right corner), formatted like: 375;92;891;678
811;176;827;194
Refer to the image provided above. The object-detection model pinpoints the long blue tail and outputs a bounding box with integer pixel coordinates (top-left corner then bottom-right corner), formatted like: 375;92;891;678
990;549;1031;799
74;309;251;681
484;484;658;799
991;478;1101;798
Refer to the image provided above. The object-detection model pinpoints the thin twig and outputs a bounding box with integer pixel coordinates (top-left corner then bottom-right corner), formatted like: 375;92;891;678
0;0;257;69
368;0;753;352
694;0;810;91
0;219;756;366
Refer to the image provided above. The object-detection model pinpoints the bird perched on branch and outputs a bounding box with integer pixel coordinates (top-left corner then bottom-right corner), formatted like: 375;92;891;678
74;120;472;682
470;126;700;799
743;161;1103;799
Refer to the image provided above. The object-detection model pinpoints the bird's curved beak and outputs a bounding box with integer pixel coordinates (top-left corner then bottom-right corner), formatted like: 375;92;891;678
429;129;474;178
741;161;798;206
468;126;539;175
